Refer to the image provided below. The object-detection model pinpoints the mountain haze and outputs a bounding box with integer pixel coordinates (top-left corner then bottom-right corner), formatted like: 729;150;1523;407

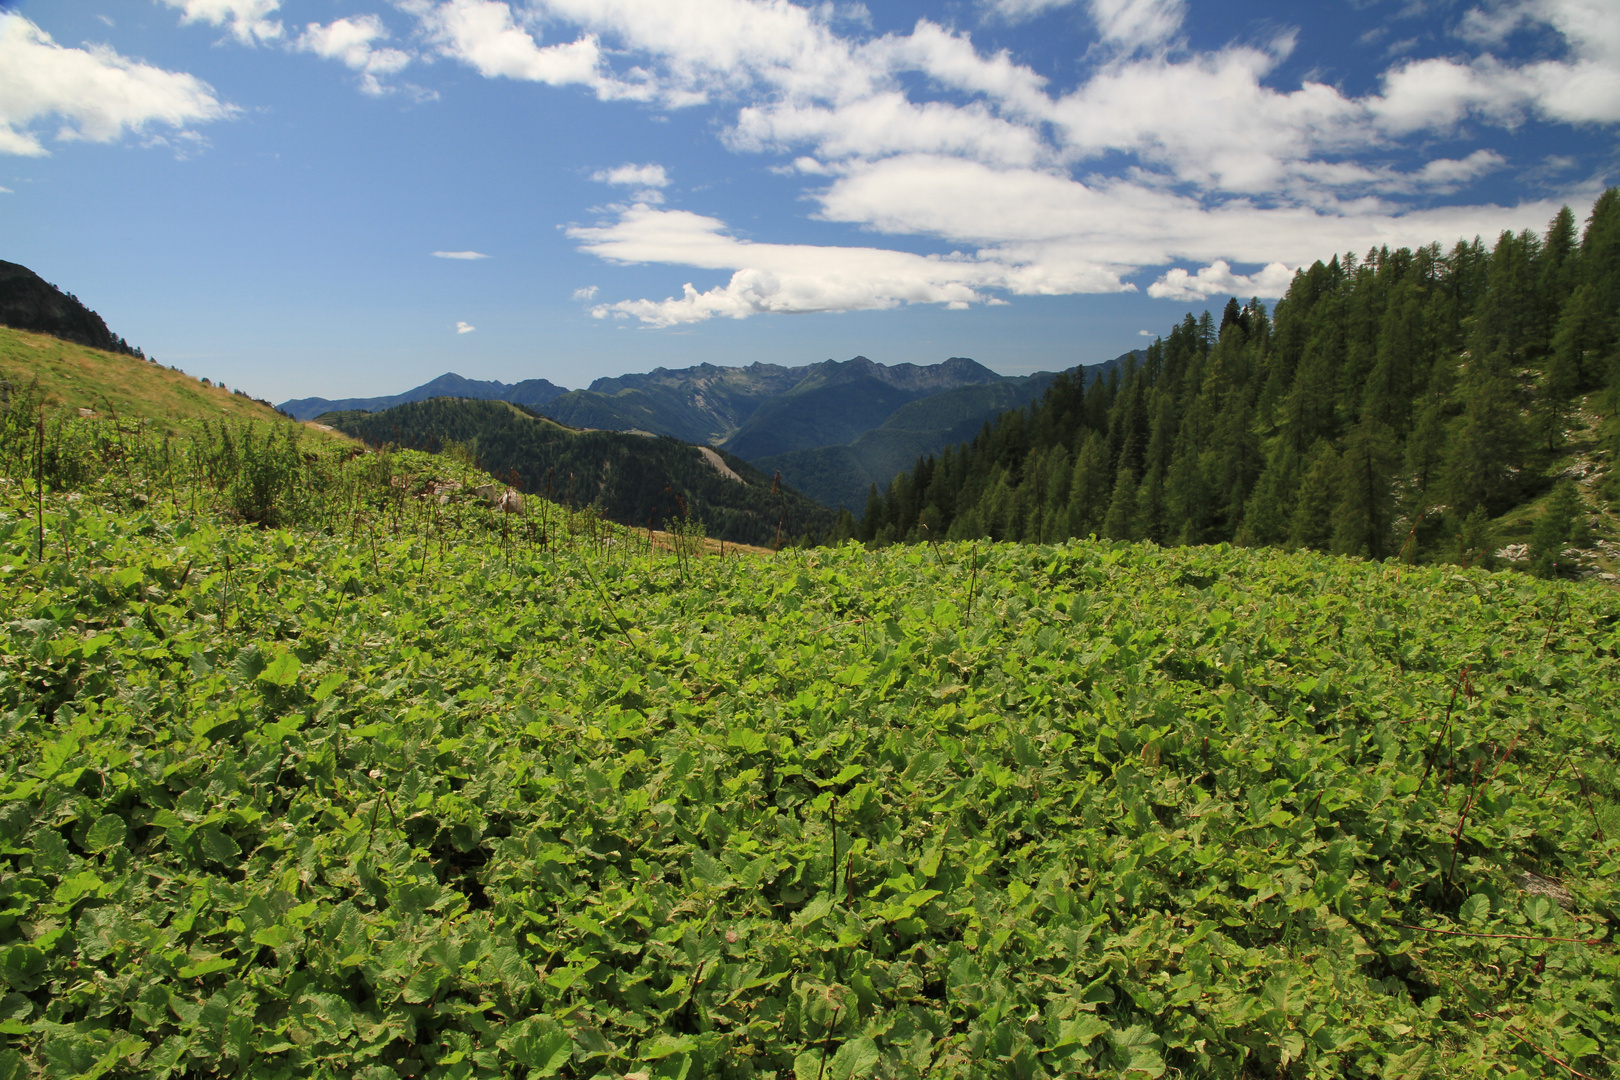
280;372;568;421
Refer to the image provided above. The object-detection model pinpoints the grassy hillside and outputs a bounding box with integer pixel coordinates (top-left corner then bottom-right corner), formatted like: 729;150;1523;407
0;326;289;432
325;396;834;547
1;429;1616;1076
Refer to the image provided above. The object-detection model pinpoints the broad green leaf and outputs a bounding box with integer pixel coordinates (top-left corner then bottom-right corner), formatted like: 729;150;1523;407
176;957;235;979
258;650;301;688
506;1018;571;1074
1458;894;1490;926
196;827;241;864
84;815;126;854
825;1037;880;1079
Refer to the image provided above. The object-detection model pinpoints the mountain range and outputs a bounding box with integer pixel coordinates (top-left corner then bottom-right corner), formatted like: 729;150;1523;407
281;352;1137;512
280;371;568;420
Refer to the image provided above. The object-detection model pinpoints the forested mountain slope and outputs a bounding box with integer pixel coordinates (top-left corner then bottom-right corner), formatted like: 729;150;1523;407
0;260;144;358
855;190;1620;578
325;397;833;546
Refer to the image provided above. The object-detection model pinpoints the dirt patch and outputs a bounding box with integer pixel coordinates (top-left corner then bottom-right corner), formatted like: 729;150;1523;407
697;445;745;484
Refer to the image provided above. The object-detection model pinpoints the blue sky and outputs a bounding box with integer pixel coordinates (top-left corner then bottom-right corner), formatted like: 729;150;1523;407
1;0;1617;402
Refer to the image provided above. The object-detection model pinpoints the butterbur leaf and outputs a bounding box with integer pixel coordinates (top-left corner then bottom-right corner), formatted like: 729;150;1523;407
826;1038;880;1079
311;671;346;701
1459;894;1490;926
176;957;234;979
258;650;301;688
196;827;241;864
793;1050;826;1080
506;1018;571;1074
727;729;766;754
84;815;126;854
1054;1015;1109;1050
653;1056;692;1080
640;1035;696;1060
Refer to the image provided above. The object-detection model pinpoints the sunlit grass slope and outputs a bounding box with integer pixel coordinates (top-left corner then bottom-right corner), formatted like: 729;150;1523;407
0;326;289;431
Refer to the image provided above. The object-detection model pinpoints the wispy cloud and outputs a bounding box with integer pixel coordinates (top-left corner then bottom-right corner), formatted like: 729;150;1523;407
572;285;599;301
455;321;476;333
592;162;670;187
433;250;490;260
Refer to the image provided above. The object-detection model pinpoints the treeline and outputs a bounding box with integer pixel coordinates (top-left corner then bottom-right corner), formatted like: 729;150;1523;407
327;397;835;547
846;189;1620;566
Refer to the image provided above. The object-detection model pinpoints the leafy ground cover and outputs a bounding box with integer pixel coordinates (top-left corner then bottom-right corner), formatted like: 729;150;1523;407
0;414;1617;1079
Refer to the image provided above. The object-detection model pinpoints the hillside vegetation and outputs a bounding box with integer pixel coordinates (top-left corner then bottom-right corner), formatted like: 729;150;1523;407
1;384;1617;1079
857;192;1620;582
0;327;289;433
324;397;834;547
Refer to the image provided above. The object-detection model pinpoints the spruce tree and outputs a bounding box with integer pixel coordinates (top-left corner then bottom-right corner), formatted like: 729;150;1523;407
1454;506;1496;569
1236;443;1301;548
1331;418;1400;558
1287;440;1341;551
1530;480;1585;577
1101;465;1139;541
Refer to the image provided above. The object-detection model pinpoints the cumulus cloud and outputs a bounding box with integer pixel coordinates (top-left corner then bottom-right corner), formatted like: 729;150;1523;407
455;321;476;333
0;13;232;157
384;0;1617;322
1147;260;1295;301
1372;0;1620;130
159;0;283;45
433;250;490;259
569;203;1033;327
297;16;412;95
572;285;600;301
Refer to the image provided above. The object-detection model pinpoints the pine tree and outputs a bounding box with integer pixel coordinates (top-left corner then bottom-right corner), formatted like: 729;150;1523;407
1287;440;1341;551
1529;480;1584;577
1453;506;1496;569
1444;356;1525;518
1331;418;1400;558
1067;431;1111;537
1235;443;1301;548
1101;464;1139;541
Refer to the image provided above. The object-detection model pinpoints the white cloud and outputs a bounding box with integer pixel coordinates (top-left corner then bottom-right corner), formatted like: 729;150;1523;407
983;0;1080;21
0;13;232;157
433;250;490;259
0;186;12;194
572;285;599;301
592;162;670;186
297;16;412;95
1086;0;1187;52
570;203;1030;327
417;0;658;100
159;0;283;45
1138;329;1155;336
1372;0;1620;130
1147;259;1295;301
381;0;1618;319
456;321;476;333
